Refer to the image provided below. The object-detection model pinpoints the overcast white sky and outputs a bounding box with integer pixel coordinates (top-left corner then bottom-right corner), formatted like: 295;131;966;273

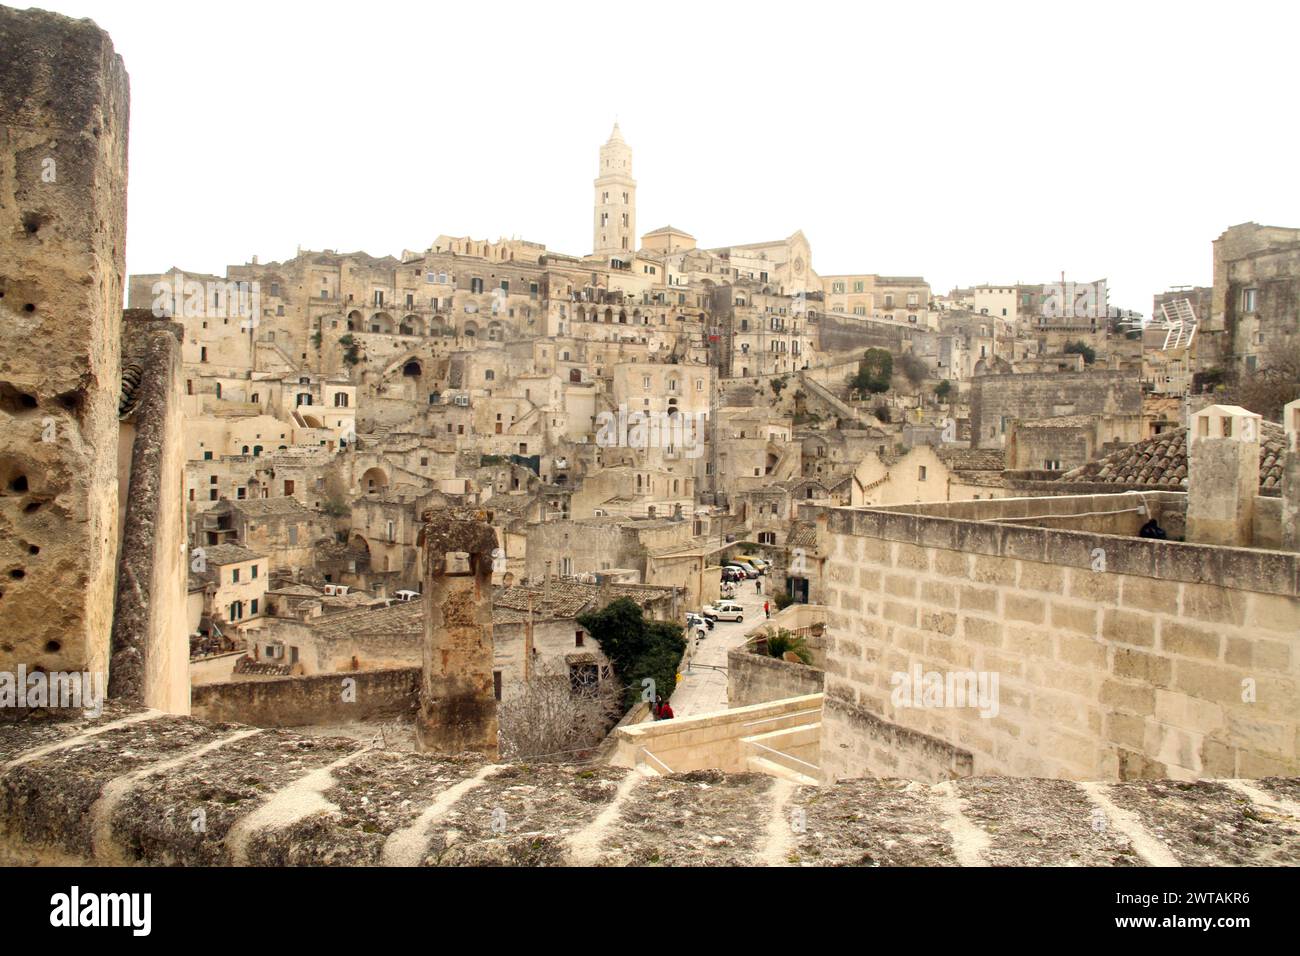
37;0;1300;311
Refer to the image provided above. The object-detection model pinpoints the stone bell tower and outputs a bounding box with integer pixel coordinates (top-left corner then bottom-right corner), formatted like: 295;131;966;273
593;123;636;259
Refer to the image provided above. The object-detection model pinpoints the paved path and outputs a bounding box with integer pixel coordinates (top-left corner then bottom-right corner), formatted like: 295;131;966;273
669;579;771;718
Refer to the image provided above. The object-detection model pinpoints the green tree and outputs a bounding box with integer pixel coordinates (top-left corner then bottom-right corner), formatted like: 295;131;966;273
897;351;928;388
850;348;893;394
338;333;361;366
576;598;685;709
1064;340;1096;365
935;379;952;402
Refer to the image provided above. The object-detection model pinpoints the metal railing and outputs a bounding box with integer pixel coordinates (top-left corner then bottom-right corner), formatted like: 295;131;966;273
746;740;820;774
640;748;673;775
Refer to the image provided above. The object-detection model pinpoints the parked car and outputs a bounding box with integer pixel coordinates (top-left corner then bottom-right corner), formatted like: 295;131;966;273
740;556;769;573
724;562;758;579
703;600;744;623
686;612;714;632
721;566;746;583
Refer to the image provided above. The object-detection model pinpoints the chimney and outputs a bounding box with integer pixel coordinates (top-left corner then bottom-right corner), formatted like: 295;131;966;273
1282;398;1300;551
1186;404;1261;547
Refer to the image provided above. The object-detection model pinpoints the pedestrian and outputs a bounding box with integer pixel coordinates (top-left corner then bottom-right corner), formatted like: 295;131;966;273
755;577;762;594
659;700;674;720
764;600;770;619
653;695;663;719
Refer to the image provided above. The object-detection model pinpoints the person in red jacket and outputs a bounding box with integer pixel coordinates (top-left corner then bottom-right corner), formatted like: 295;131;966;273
764;601;771;619
658;700;674;720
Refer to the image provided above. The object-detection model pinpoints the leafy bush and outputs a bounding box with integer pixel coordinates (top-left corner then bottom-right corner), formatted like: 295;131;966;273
764;629;812;665
577;598;685;709
1064;340;1096;365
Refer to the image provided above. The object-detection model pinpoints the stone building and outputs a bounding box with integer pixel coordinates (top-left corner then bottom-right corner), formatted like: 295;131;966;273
1202;222;1300;378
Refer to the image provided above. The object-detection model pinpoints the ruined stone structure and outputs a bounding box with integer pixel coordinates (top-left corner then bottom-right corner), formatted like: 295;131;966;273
416;509;499;756
0;7;128;696
969;369;1141;450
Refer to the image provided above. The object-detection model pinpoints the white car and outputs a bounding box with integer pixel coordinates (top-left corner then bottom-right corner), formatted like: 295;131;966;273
703;600;744;623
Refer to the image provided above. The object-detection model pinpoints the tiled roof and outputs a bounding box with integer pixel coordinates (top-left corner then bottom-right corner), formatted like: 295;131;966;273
1058;422;1287;490
230;497;313;517
936;447;1005;472
308;602;423;641
232;657;291;677
787;521;819;550
199;544;266;566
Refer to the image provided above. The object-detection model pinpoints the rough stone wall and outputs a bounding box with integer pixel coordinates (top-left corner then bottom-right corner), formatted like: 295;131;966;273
111;319;189;713
0;8;129;694
727;647;825;708
2;705;1298;866
191;667;419;727
970;370;1140;449
817;503;1300;783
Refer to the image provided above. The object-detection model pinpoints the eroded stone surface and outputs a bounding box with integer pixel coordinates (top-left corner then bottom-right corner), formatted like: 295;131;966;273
1105;779;1300;866
2;710;1299;866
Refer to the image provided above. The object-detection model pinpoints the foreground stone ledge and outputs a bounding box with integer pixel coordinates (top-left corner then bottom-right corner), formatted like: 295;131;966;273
1;707;1298;866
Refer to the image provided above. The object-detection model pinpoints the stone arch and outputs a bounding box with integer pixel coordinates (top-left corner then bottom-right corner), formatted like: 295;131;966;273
399;314;425;336
369;312;395;334
403;359;423;377
361;467;389;494
463;320;479;339
487;320;505;342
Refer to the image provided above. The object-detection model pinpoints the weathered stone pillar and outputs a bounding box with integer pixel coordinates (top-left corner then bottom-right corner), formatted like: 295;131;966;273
1186;404;1261;547
0;8;128;702
416;509;499;757
110;315;189;713
1282;398;1300;552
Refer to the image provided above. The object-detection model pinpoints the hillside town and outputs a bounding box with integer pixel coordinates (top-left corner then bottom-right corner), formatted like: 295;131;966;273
140;126;1300;759
2;3;1299;894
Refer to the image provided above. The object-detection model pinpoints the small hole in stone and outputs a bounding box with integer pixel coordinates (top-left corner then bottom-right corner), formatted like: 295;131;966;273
44;640;60;653
22;213;43;235
28;544;40;555
23;501;41;514
23;304;36;313
10;569;25;580
9;476;28;493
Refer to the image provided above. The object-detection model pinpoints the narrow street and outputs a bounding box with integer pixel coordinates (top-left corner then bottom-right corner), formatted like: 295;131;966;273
668;576;772;718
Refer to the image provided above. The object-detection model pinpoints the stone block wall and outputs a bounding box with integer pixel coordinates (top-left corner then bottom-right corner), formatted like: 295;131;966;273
727;647;824;708
816;499;1300;783
190;667;419;727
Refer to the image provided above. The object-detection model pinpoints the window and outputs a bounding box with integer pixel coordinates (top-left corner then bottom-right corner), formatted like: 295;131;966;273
250;599;259;616
575;630;585;648
493;671;503;701
232;567;241;583
1241;288;1258;312
251;564;259;579
918;466;927;481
